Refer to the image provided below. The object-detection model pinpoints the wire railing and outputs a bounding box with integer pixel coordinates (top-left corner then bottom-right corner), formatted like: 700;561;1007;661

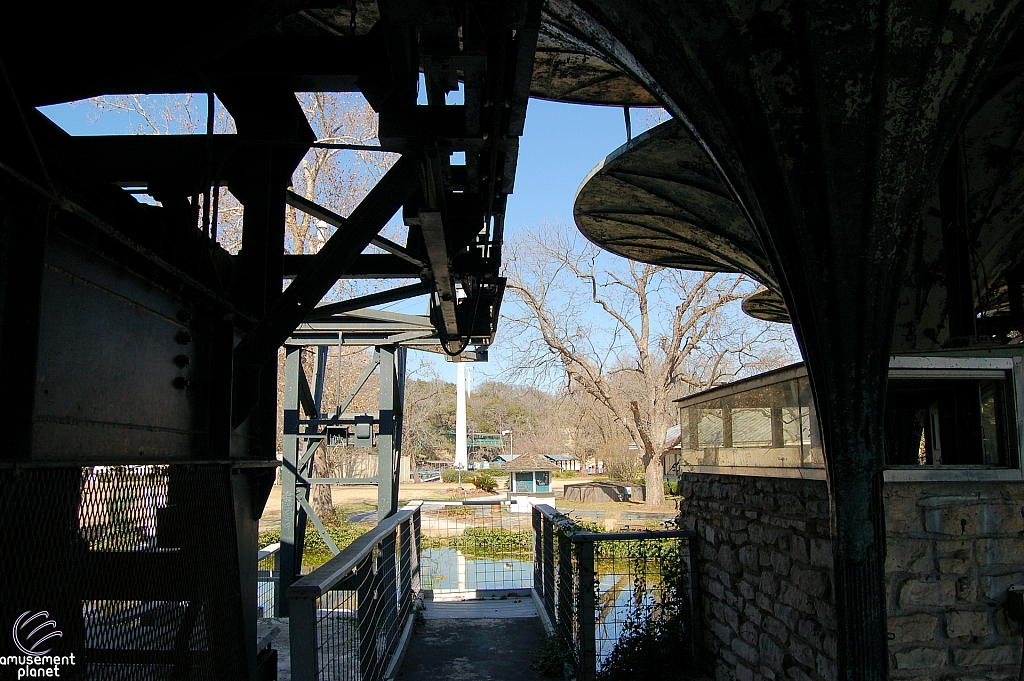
258;543;280;619
288;502;421;681
533;504;700;681
419;500;533;593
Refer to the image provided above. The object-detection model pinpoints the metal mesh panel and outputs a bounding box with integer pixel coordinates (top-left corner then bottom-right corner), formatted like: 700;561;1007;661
533;506;698;681
419;502;533;592
258;547;279;619
290;507;419;681
0;464;246;680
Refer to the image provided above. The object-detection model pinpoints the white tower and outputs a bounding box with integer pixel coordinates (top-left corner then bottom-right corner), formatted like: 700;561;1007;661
455;361;468;470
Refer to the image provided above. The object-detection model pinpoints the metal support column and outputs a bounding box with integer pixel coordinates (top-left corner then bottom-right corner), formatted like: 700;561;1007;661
278;345;305;617
377;345;401;519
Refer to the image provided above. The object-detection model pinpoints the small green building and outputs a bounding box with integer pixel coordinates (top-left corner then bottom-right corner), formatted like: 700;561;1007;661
503;453;558;512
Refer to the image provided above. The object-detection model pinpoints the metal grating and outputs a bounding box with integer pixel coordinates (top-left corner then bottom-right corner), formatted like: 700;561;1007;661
0;464;248;680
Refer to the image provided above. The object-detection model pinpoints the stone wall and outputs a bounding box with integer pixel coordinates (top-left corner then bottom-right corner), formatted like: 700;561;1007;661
679;474;836;681
885;481;1024;679
678;473;1024;681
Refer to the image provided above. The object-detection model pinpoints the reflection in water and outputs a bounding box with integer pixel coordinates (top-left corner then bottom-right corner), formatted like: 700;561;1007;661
420;547;532;591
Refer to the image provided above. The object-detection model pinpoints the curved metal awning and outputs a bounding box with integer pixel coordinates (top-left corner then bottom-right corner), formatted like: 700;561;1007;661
574;119;778;292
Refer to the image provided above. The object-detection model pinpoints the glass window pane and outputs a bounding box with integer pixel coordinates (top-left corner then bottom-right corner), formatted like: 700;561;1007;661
698;409;723;447
732;408;772;447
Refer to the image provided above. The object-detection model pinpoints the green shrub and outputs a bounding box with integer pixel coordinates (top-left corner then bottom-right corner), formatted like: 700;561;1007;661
471;472;498;493
553;469;578;479
258;508;370;570
531;635;569;677
664;481;680;496
441;468;462;483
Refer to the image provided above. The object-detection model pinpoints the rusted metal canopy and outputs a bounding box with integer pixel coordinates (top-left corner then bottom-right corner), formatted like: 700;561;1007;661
531;8;658;106
573;120;777;289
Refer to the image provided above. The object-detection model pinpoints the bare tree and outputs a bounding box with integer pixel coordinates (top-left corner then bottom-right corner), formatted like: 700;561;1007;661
504;222;796;506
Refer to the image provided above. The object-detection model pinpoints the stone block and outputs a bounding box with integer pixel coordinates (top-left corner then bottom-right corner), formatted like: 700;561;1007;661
744;602;762;627
810;538;833;568
898;578;956;609
889;613;939;643
887;495;923;531
796;619;817;642
815;653;837;680
756;592;772;612
893;647;948;669
708;578;725;601
771;550;792;576
954;574;978;602
763;616;789;643
732;637;759;664
738;580;756;601
759;633;785;670
790;565;827;598
785;666;815;681
740;621;758;647
886;538;933;573
739;545;759;570
791;535;809;564
977;503;1024;535
722;603;740;632
711;620;731;645
813;600;836;630
773;603;799;630
980;572;1024;601
978;538;1024;567
953;645;1019;666
923;503;980;536
937;557;971;575
749;522;781;546
789;638;815;668
719;545;741;574
779;583;812;614
760;571;778;597
935;539;972;557
945;610;990;638
735;662;754;681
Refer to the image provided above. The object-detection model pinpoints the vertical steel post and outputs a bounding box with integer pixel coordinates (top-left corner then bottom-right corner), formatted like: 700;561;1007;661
411;507;422;592
357;553;376;681
543;514;555;620
377;346;397;518
289;592;318;681
278;345;302;617
399;517;412;614
393;346;407;503
686;532;703;671
577;538;597;681
532;507;543;596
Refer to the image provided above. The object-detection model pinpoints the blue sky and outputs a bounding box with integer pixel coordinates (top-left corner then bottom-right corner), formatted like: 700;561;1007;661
38;94;660;385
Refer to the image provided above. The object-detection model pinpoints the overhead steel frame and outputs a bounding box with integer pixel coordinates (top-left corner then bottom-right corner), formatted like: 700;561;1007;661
276;308;446;616
0;2;540;677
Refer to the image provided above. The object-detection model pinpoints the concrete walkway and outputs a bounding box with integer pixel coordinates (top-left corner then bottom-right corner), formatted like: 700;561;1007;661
395;597;550;681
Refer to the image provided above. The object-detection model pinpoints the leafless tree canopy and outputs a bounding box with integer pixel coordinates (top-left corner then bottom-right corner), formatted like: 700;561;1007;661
503;221;797;505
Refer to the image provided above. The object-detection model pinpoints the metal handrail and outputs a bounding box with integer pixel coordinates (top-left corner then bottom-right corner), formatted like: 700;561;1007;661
289;502;421;599
288;501;422;681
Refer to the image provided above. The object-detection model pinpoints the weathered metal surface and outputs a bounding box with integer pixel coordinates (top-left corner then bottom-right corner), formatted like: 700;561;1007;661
741;288;790;325
557;2;1024;679
574;119;777;289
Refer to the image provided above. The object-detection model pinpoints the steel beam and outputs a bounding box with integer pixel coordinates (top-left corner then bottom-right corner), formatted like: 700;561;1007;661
232;156;419;426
